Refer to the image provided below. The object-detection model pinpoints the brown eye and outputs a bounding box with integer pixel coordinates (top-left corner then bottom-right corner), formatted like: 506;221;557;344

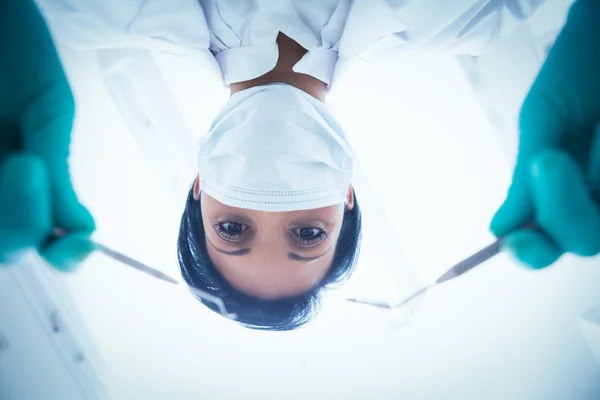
214;222;250;242
291;227;328;247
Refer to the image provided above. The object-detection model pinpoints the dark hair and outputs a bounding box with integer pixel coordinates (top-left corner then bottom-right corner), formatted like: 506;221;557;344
177;185;362;331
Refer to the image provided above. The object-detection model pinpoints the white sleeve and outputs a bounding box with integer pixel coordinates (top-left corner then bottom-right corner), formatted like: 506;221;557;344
34;0;211;58
339;0;548;60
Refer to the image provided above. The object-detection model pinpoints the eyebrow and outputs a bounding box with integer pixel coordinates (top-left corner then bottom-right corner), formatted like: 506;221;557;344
287;251;329;262
211;246;251;256
208;239;333;261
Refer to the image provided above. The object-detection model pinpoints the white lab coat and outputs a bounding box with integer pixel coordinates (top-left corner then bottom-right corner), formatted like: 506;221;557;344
35;0;547;84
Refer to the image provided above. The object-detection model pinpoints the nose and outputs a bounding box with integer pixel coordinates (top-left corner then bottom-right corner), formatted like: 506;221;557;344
252;210;290;253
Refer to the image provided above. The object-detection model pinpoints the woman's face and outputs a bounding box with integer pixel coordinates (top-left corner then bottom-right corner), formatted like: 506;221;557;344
194;177;354;300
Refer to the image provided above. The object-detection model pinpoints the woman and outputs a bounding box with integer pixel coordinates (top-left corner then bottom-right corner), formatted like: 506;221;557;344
178;24;363;330
2;0;600;331
176;0;538;329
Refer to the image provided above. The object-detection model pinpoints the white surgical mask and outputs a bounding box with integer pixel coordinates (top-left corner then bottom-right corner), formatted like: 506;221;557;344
197;83;355;211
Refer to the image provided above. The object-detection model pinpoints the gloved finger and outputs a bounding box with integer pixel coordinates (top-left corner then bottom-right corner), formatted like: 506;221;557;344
3;0;96;236
41;232;96;272
531;149;600;257
502;230;562;269
20;84;96;236
490;161;534;238
492;0;600;238
0;153;51;261
490;91;569;238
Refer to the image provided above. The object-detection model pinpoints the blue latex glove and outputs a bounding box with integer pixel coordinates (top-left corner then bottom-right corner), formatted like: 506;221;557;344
490;0;600;269
0;0;95;270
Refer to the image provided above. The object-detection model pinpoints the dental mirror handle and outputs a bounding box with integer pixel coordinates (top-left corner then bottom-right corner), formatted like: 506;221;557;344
435;220;540;284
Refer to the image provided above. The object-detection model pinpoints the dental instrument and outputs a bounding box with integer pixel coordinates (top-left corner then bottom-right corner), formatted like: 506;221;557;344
50;228;238;319
348;221;539;309
50;228;178;284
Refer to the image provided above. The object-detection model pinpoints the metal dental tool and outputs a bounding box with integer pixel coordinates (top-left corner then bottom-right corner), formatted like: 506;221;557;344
50;228;238;319
51;228;179;284
347;221;539;310
93;242;180;285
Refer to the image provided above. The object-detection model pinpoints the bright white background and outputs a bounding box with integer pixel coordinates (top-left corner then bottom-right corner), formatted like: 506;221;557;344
3;1;600;398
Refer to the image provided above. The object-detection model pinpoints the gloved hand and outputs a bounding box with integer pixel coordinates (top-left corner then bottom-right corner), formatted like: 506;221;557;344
0;0;95;270
490;0;600;269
